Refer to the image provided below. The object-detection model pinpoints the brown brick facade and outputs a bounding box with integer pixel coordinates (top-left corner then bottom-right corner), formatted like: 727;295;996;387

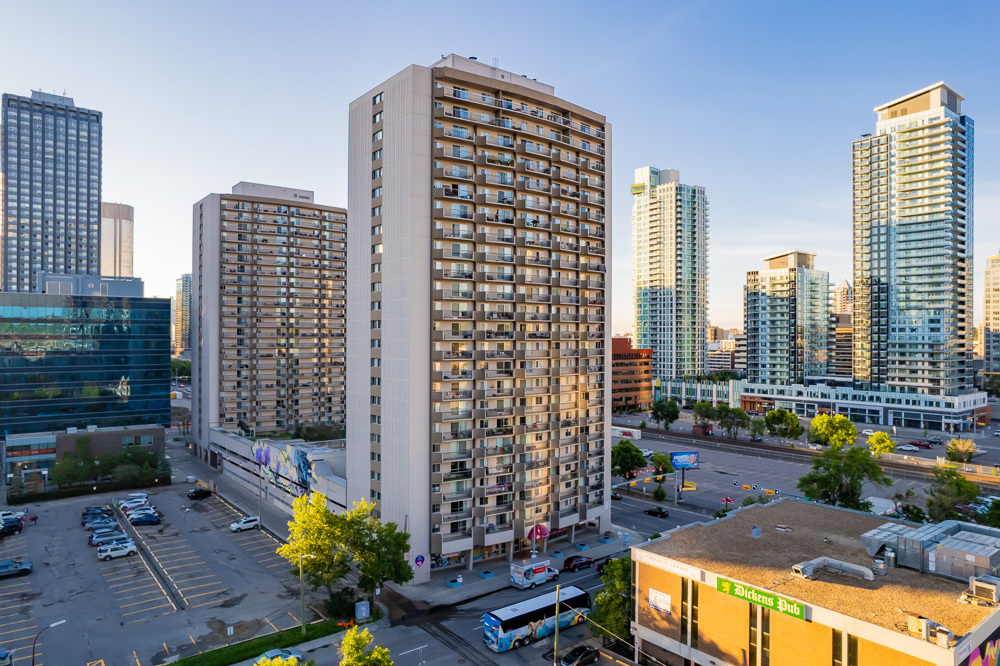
612;337;652;412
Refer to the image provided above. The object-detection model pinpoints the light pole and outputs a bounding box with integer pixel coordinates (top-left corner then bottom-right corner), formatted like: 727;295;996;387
299;553;316;637
32;620;65;665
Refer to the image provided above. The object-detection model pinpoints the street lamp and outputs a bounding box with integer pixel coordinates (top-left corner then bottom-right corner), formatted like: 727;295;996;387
32;620;65;666
299;554;316;637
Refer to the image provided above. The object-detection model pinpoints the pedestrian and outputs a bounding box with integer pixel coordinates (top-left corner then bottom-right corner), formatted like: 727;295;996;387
624;533;630;546
30;515;37;526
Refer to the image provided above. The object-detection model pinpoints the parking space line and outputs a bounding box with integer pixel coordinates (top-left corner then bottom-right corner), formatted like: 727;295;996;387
0;624;36;638
177;582;221;593
263;616;280;633
266;561;287;568
245;544;276;554
309;604;327;621
162;562;204;573
123;602;174;617
287;611;301;626
175;574;214;585
188;598;227;609
185;589;227;600
110;582;160;594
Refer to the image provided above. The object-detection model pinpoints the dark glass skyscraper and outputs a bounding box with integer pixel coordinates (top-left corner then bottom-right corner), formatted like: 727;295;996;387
1;91;103;292
0;293;171;435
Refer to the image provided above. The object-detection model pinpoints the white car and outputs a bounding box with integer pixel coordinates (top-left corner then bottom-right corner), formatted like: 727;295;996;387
897;444;919;452
230;516;260;532
641;448;653;458
862;429;876;436
807;443;823;450
97;542;138;561
0;510;27;522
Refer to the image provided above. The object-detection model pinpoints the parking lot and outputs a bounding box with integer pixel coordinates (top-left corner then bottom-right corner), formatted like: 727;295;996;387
0;485;323;665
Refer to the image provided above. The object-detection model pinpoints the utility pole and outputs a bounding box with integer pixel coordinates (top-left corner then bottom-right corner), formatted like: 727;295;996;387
552;584;561;666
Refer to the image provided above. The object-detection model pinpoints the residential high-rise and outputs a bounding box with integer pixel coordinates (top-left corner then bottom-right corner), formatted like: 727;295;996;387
832;278;852;315
192;183;346;448
174;273;192;356
631;167;708;379
347;55;610;582
830;313;853;377
852;83;973;395
0;91;102;292
745;250;830;385
100;202;134;277
984;252;1000;374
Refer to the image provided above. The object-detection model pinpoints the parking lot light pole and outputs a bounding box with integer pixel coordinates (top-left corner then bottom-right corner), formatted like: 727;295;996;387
32;620;65;666
299;554;316;637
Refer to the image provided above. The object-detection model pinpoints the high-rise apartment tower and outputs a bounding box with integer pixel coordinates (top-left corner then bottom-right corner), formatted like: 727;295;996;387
984;252;1000;375
192;183;346;446
174;273;191;356
852;83;973;395
100;202;134;277
631;167;708;379
832;278;852;315
745;250;830;385
347;55;611;583
1;91;102;291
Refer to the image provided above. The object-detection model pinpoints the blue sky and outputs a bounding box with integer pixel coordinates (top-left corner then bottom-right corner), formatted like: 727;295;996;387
2;0;997;331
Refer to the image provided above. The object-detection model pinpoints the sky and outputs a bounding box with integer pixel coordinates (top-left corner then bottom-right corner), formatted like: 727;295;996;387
1;0;998;332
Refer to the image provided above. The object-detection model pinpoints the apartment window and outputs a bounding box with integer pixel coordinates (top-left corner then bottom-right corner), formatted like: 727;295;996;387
370;489;381;500
370;434;381;444
749;605;770;666
680;578;699;647
372;111;383;123
370;471;381;481
372;92;383;105
371;301;381;311
371;396;381;405
371;281;382;292
370;320;381;329
847;635;858;666
370;339;381;348
370;414;381;424
372;149;382;161
371;244;382;254
371;358;381;367
371;205;382;217
372;130;383;143
371;187;382;198
832;630;842;666
371;377;382;386
371;225;382;236
370;451;381;461
372;168;382;179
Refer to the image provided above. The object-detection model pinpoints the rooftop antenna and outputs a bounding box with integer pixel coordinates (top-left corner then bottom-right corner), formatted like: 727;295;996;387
492;57;499;69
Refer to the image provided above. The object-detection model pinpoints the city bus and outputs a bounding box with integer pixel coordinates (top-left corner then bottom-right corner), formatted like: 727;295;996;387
483;585;591;652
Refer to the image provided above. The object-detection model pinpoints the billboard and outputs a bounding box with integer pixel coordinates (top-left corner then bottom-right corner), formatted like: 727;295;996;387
670;452;700;469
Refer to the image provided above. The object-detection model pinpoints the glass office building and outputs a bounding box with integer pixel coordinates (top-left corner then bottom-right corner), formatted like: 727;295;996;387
1;91;103;292
0;293;171;435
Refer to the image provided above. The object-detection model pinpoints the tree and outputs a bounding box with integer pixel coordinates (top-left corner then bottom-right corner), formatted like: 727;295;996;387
6;472;26;500
155;453;172;481
650;399;679;431
341;500;413;598
946;438;976;463
692;401;716;428
979;501;1000;528
985;375;1000;399
764;409;804;441
809;414;858;449
925;466;980;522
652;484;666;501
590;556;631;642
714;405;750;439
867;432;895;458
611;440;645;479
113;464;144;487
256;657;315;666
649;452;674;475
747;418;766;440
339;625;393;666
171;358;192;379
796;445;892;512
278;493;351;597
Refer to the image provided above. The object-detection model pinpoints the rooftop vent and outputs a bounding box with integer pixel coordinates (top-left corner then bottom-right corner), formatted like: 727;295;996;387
791;557;874;581
965;575;1000;605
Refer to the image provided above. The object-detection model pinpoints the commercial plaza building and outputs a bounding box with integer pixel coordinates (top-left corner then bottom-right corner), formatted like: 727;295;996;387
347;55;610;581
632;499;1000;666
852;82;974;396
192;183;346;447
632;167;708;379
1;91;103;292
100;202;134;277
744;250;830;385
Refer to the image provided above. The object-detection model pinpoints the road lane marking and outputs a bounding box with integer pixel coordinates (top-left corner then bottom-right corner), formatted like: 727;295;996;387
264;617;280;633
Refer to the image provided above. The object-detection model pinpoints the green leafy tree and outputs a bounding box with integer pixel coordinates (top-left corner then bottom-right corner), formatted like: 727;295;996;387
925;466;980;522
979;501;1000;528
171;359;192;379
652;484;666;501
946;438;976;463
611;440;645;479
809;414;858;448
765;409;804;441
748;418;766;440
340;499;413;599
638;420;646;429
867;432;895;458
256;657;315;666
113;463;143;487
796;445;892;512
649;451;674;475
985;375;1000;399
650;399;679;431
590;556;631;642
692;401;716;428
339;625;393;666
714;405;750;439
278;492;351;597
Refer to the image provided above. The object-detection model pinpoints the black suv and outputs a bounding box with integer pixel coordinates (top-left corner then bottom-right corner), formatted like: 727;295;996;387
187;488;213;500
0;522;22;538
644;506;670;518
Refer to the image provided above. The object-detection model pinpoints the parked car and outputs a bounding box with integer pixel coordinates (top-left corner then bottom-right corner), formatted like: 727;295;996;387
562;556;595;572
91;533;131;547
254;648;303;665
130;515;161;526
97;542;138;561
640;448;653;458
84;520;119;531
0;510;27;523
124;504;156;515
0;522;23;538
862;429;876;436
82;506;113;516
749;436;763;442
928;437;945;445
1;516;23;529
187;488;212;500
595;556;620;574
897;444;920;452
807;443;823;451
122;501;152;512
909;440;933;449
644;507;670;518
561;645;600;665
610;491;622;500
231;516;261;532
0;560;32;578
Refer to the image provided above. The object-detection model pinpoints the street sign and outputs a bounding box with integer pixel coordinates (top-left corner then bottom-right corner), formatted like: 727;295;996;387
752;485;759;491
765;489;775;496
683;481;696;491
733;481;739;487
742;484;751;490
356;600;371;622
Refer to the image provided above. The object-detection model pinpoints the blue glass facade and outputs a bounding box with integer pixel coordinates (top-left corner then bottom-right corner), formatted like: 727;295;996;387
0;293;171;435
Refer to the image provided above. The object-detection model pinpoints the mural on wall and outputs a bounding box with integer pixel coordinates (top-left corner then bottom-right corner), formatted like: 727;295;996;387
251;440;314;497
960;629;1000;666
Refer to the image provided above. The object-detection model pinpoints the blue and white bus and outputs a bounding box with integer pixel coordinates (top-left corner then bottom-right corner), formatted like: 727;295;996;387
483;585;592;652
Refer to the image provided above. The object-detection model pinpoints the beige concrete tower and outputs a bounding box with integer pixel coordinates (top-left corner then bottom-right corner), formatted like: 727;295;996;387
347;55;611;583
100;202;134;277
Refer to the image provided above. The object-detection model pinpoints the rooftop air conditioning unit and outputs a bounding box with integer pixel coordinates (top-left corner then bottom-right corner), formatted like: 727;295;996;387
970;576;1000;604
791;561;814;578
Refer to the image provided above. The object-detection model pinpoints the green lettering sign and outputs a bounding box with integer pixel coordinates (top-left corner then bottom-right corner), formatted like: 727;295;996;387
716;577;805;620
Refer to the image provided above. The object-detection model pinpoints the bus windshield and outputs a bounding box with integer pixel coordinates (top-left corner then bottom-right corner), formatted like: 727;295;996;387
483;586;591;652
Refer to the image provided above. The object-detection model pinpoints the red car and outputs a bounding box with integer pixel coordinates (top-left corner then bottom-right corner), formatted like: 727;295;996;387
909;440;933;449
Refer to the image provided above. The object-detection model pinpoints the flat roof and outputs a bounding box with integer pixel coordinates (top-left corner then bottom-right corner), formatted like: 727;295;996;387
638;499;995;636
873;81;962;112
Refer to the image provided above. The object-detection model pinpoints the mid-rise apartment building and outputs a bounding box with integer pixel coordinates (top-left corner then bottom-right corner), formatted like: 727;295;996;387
632;167;708;379
192;183;346;448
612;337;652;411
984;252;1000;376
852;83;973;395
174;273;191;356
1;91;103;291
830;313;854;377
745;250;829;385
100;202;134;277
347;55;610;582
